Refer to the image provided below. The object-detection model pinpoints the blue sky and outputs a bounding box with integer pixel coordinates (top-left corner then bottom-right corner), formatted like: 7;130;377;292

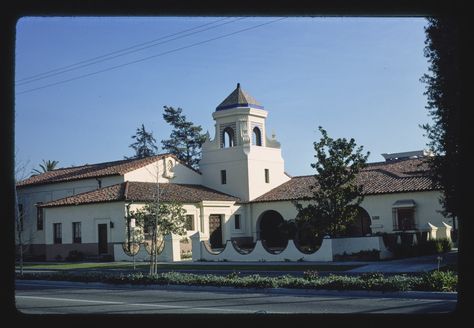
15;16;431;178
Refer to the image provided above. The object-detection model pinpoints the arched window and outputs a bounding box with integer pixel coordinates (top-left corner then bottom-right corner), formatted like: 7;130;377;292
252;127;262;146
222;127;234;148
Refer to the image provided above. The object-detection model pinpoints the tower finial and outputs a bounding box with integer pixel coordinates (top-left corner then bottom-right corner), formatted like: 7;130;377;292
237;82;240;89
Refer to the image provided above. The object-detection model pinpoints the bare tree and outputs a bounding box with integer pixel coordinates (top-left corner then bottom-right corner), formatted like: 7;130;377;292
131;201;187;275
129;161;187;275
15;150;32;275
123;202;144;270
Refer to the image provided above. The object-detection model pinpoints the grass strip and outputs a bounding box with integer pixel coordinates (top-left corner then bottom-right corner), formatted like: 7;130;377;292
16;262;362;272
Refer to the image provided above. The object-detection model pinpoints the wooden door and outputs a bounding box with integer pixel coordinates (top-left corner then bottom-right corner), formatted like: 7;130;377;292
98;224;108;254
208;215;222;248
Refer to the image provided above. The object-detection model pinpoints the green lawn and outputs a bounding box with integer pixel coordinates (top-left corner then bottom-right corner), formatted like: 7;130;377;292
16;262;362;272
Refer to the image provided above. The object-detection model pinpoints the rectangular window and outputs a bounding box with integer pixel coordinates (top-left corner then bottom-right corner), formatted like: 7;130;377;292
185;215;194;231
53;223;62;244
264;169;270;183
396;208;416;231
73;222;82;243
234;214;241;230
221;170;227;184
36;202;43;231
18;204;24;231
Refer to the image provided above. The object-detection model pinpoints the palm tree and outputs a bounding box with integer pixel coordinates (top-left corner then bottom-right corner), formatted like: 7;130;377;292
31;159;59;175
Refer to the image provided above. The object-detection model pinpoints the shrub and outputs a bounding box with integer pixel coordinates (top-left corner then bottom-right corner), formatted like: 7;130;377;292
415;270;457;292
358;249;380;260
359;272;384;280
438;238;453;253
225;271;241;279
15;270;457;292
334;250;380;261
66;250;85;262
303;270;319;280
393;238;453;259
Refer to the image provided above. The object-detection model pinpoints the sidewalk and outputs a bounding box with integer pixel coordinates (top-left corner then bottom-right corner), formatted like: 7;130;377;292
348;249;457;273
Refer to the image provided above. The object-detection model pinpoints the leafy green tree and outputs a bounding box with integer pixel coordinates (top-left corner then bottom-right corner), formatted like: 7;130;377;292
420;17;460;222
127;124;158;159
161;106;207;169
31;159;59;175
294;126;369;240
130;200;187;275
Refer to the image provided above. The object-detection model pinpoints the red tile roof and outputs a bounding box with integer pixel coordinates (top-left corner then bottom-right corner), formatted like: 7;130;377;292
252;157;438;203
40;181;239;208
16;154;183;188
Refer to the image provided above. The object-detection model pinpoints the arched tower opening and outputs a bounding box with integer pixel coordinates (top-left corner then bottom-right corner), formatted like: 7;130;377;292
222;127;235;148
252;126;262;146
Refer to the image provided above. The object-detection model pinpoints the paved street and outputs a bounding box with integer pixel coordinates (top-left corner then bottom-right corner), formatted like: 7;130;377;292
15;280;457;315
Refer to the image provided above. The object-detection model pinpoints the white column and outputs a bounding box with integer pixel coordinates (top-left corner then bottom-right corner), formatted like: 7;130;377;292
190;231;205;261
159;233;182;262
412;233;418;245
425;222;438;240
438;222;452;240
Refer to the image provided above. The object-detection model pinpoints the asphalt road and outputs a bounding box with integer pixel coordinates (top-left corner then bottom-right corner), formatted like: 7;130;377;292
15;280;457;315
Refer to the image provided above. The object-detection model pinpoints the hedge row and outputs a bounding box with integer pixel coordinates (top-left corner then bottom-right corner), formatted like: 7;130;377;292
15;270;457;292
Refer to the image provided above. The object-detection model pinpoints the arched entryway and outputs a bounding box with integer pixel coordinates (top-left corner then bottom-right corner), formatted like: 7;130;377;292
346;206;372;237
258;210;287;248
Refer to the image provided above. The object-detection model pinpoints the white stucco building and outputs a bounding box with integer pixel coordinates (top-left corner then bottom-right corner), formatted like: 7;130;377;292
16;84;454;262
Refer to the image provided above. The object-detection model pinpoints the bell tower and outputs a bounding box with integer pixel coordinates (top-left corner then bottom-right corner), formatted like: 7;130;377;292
200;83;290;201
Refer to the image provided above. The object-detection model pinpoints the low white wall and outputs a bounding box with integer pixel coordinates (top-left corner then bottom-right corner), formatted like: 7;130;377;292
331;236;392;260
114;243;150;262
190;232;393;262
113;233;182;262
191;232;333;262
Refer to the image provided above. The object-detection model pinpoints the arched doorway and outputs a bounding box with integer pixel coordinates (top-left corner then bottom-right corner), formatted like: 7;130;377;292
258;210;287;248
209;214;223;248
346;206;372;237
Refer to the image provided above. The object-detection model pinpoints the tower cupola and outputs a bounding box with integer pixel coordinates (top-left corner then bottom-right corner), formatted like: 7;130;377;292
216;83;264;111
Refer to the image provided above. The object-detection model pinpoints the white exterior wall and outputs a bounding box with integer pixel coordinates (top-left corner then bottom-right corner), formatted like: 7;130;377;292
360;191;448;233
124;156;202;184
16;176;123;246
124;159;167;183
124;201;240;242
247;146;290;200
171;163;202;184
199;201;240;242
200;146;249;199
44;202;126;245
249;201;301;241
128;202;203;238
